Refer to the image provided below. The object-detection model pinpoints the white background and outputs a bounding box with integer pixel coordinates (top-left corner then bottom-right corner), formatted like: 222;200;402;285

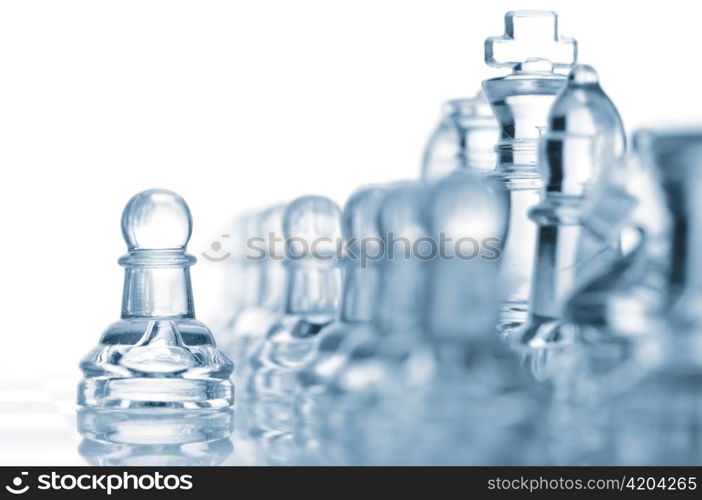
0;0;699;381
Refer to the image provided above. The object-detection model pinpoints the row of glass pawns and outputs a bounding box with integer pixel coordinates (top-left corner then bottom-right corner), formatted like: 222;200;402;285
214;85;702;467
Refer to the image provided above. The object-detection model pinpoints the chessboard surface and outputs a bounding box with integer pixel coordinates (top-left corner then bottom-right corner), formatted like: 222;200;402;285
0;376;276;466
0;377;80;466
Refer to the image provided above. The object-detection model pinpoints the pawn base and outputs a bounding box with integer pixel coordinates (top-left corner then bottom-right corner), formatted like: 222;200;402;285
78;377;234;409
78;319;235;409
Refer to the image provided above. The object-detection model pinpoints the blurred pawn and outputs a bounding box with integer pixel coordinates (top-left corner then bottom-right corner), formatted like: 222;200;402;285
333;182;431;397
421;93;498;183
293;185;389;464
214;212;265;333
323;182;434;464
243;196;343;465
296;185;389;394
246;196;343;399
398;171;548;465
223;204;288;386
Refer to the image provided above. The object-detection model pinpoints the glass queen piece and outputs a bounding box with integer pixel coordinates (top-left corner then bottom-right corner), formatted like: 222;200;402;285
78;189;234;409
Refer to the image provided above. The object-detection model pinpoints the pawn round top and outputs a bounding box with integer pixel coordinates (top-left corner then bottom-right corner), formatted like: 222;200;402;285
342;185;390;241
377;183;429;244
283;195;342;260
429;172;508;242
342;185;390;260
121;189;192;251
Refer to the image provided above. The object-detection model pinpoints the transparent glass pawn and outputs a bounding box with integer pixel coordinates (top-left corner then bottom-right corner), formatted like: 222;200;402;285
78;189;234;409
391;170;550;465
324;182;433;464
421;93;498;183
333;182;431;395
246;195;343;399
77;407;234;466
224;204;288;386
482;10;577;329
291;185;389;465
507;64;626;380
296;185;388;395
208;212;262;338
609;130;702;465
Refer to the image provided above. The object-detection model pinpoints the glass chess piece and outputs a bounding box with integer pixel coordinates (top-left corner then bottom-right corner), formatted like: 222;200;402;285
296;185;389;395
245;195;343;399
292;185;389;465
324;182;433;464
544;118;673;464
421;93;498;183
482;10;577;329
242;196;343;465
223;204;288;387
78;189;234;409
332;182;431;397
77;407;234;466
394;170;550;465
609;130;702;465
545;128;672;464
507;64;626;380
563;124;672;340
208;212;262;338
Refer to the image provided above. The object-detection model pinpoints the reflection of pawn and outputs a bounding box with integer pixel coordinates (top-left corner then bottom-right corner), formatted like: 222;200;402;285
508;65;626;379
421;94;498;183
78;189;234;409
246;195;343;399
77;407;234;465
